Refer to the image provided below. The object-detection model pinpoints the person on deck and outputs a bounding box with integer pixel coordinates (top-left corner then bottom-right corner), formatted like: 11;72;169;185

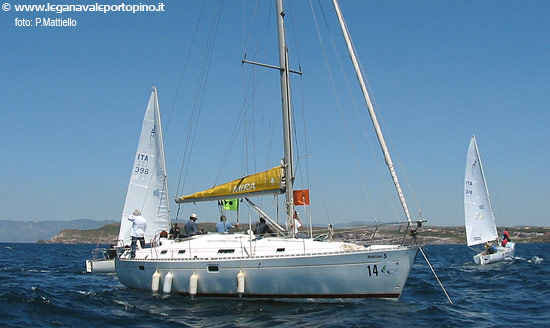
482;242;497;255
502;228;511;247
184;214;200;237
291;211;303;233
128;209;147;258
216;215;237;233
292;211;308;238
105;244;117;259
159;230;168;245
253;217;274;236
169;223;180;239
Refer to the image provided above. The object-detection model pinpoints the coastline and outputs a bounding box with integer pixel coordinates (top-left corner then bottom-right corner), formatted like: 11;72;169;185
37;223;550;245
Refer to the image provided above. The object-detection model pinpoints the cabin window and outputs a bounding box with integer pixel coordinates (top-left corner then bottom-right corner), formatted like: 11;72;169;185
217;249;235;254
139;265;145;271
277;248;285;252
160;250;168;254
178;250;186;254
207;265;220;273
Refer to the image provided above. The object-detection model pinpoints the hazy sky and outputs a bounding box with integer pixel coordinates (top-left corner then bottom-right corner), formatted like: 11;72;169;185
1;0;548;228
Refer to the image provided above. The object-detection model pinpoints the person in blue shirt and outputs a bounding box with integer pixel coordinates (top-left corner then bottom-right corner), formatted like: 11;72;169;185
482;242;497;255
184;214;199;237
216;215;237;233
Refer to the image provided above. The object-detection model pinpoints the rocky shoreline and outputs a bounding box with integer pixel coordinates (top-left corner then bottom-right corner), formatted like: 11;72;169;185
39;223;550;245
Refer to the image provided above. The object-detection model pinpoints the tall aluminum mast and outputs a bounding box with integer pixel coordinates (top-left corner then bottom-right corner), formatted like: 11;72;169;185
275;0;296;231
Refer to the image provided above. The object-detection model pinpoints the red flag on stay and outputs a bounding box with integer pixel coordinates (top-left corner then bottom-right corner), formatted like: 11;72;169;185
293;189;310;206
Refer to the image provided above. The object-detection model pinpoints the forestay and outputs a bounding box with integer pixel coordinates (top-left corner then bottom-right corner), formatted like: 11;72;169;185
464;135;498;246
118;88;170;246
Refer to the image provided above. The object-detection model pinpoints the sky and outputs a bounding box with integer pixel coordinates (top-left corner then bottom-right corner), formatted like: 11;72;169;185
1;0;549;228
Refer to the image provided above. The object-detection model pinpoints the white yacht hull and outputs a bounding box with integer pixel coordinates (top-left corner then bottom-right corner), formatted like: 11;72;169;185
86;258;115;273
473;242;515;265
115;235;418;300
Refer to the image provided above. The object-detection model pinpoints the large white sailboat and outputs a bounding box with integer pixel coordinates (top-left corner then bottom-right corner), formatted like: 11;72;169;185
115;0;421;300
86;88;171;273
464;135;515;265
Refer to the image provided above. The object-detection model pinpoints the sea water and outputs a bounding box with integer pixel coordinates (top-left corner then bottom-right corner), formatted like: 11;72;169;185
1;243;548;327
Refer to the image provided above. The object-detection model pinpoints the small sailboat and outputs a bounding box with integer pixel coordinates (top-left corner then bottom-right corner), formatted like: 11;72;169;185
464;135;515;265
86;88;171;273
115;0;421;300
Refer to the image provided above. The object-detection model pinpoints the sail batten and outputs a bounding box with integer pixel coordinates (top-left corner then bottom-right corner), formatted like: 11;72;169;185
176;166;284;204
464;136;498;246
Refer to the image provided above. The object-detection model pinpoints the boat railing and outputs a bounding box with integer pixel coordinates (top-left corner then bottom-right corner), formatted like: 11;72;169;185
309;220;425;246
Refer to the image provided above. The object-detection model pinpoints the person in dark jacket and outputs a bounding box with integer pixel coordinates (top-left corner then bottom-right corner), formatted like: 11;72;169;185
169;223;180;239
253;217;274;236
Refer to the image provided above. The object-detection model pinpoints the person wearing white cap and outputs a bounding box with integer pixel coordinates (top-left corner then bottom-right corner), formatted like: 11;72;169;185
184;213;199;237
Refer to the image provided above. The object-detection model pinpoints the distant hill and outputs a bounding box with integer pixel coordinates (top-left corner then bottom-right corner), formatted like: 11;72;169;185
0;219;116;243
45;223;121;244
44;222;219;244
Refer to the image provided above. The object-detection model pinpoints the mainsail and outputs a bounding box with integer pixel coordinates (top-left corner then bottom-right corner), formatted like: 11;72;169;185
118;88;171;246
176;166;283;203
464;135;498;246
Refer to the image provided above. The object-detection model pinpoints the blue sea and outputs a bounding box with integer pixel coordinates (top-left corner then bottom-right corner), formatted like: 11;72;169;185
1;243;548;327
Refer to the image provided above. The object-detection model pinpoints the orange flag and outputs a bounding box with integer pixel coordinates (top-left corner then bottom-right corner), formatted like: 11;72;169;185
293;189;310;206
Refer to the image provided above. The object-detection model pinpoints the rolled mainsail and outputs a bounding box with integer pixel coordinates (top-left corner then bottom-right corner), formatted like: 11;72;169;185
176;166;284;203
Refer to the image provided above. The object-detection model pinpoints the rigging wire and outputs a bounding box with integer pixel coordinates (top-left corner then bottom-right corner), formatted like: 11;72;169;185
310;0;382;222
419;246;454;304
213;0;276;186
173;0;224;222
326;0;421;217
163;1;208;138
320;0;398;221
176;0;224;198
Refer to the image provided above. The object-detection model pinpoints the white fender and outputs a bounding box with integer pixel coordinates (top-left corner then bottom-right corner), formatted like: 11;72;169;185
163;272;173;293
151;270;161;292
189;272;198;296
237;270;245;295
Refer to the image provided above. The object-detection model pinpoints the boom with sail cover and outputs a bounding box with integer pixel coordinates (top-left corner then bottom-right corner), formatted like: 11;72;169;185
118;88;171;246
176;166;284;203
464;135;498;246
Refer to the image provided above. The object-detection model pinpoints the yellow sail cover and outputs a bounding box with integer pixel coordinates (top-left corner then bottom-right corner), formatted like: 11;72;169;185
176;166;284;203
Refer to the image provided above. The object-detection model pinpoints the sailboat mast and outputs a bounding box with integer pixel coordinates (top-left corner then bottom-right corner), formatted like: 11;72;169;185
332;0;412;224
276;0;295;231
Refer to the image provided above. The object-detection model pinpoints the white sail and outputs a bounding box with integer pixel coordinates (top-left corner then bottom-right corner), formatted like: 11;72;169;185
464;135;498;246
118;88;170;246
